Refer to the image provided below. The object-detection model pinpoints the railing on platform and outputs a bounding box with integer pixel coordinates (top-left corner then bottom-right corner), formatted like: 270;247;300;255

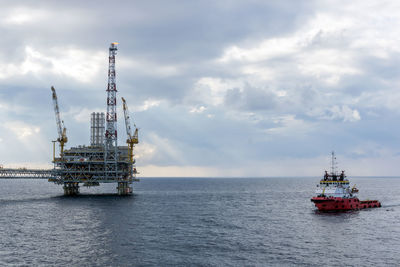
0;166;140;186
0;168;56;179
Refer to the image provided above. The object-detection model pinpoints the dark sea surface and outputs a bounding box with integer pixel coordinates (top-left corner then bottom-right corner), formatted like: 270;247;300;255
0;177;399;266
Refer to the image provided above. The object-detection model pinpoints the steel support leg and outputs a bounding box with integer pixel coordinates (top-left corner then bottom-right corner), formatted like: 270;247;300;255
117;182;132;195
63;182;80;196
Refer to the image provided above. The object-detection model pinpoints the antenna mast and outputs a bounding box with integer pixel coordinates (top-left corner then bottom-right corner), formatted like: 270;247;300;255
330;151;337;175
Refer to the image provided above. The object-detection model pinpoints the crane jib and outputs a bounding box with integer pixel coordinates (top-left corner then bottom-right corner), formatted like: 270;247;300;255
51;86;67;154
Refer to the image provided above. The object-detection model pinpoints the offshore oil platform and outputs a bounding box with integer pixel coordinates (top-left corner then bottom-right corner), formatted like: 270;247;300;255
0;42;139;195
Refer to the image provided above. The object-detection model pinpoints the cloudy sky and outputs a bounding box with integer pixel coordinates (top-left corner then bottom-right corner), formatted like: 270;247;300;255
1;0;400;177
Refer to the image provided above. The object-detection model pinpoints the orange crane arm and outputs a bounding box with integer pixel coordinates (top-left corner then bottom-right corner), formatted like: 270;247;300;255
51;86;67;155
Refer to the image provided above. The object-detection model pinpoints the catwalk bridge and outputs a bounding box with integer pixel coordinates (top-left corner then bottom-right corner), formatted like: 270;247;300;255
0;168;55;179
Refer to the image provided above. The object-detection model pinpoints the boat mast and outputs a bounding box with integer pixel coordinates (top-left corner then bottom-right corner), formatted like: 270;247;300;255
331;151;337;176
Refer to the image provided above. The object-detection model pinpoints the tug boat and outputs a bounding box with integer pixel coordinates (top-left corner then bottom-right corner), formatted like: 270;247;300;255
311;152;381;212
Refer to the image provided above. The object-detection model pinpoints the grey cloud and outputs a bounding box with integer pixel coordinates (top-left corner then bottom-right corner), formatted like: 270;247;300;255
225;86;277;111
2;1;400;175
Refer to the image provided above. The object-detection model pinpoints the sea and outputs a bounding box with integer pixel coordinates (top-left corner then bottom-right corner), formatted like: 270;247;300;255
0;177;399;266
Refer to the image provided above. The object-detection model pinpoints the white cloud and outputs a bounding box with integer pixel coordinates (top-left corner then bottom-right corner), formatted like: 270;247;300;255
348;142;389;158
134;99;161;112
2;8;47;25
307;105;361;122
241;65;276;82
356;88;400;113
266;115;314;136
68;107;102;123
296;49;361;86
218;35;300;63
5;121;40;139
329;105;361;122
134;142;156;161
4;162;53;169
146;132;185;164
50;48;105;83
0;45;105;82
189;105;206;113
193;77;243;106
119;57;180;77
0;102;11;111
218;13;362;86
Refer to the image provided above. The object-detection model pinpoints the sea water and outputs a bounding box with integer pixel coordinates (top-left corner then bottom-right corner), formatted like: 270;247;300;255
0;177;399;266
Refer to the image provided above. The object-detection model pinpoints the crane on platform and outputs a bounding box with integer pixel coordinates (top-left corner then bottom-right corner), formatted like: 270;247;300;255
121;97;138;176
51;86;68;158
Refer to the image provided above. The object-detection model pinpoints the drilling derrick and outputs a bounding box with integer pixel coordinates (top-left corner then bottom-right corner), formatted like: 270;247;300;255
104;42;119;189
105;42;118;158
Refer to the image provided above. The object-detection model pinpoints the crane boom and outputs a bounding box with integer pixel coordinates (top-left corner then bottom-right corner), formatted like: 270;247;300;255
51;86;63;139
51;86;67;156
122;97;138;143
121;97;132;139
121;97;138;178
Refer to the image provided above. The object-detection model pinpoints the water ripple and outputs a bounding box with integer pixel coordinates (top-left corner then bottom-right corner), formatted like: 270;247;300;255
0;178;398;266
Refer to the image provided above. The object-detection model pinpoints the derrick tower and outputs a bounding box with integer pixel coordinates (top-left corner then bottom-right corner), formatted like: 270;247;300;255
105;42;118;162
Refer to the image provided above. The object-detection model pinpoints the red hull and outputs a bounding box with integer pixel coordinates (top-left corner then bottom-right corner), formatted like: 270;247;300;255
311;196;381;212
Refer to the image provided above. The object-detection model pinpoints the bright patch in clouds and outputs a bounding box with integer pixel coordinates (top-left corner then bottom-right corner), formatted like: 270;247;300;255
68;107;102;123
329;105;361;122
2;8;47;25
218;13;362;86
0;46;105;82
297;49;361;86
147;132;184;164
134;100;161;112
189;106;206;113
194;77;243;106
135;142;156;161
50;48;105;83
5;121;40;139
307;106;361;122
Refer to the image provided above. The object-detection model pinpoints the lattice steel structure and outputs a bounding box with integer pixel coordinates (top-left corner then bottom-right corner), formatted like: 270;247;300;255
50;42;138;195
0;43;139;196
105;42;118;158
0;168;55;179
90;112;105;146
51;144;138;195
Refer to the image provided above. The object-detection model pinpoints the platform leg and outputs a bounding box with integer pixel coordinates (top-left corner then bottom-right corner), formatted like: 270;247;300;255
63;182;80;196
117;182;132;195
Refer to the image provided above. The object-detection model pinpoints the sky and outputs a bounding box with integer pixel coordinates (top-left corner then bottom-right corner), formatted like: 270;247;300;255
1;0;400;177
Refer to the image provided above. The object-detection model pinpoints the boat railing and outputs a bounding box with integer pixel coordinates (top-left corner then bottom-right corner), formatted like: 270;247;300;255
319;180;349;184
